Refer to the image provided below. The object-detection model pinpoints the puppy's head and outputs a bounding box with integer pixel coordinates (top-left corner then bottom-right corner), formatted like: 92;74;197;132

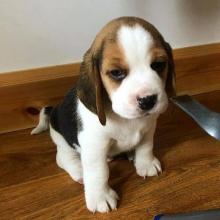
77;17;175;125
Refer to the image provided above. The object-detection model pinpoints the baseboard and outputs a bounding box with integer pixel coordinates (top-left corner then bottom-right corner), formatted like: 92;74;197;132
1;43;220;134
0;64;80;134
174;43;220;95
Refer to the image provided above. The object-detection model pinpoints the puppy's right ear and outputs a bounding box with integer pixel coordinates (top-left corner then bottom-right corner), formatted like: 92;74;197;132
76;48;106;125
164;42;176;97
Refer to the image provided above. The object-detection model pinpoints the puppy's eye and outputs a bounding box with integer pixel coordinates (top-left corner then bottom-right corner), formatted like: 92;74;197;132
151;61;166;73
109;69;126;81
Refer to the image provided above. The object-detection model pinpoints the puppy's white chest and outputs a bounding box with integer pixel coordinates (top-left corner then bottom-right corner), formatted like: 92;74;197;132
107;119;149;156
116;130;142;150
108;125;144;158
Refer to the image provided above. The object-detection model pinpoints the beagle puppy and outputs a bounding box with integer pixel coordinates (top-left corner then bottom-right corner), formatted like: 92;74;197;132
32;16;175;213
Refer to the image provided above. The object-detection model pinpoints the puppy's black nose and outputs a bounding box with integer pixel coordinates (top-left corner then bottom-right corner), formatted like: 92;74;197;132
137;94;157;111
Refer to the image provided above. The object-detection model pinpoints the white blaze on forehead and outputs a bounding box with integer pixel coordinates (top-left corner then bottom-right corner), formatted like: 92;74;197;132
117;25;153;67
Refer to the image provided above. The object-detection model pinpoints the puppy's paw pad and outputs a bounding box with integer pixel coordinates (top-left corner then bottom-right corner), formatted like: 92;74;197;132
86;188;118;213
136;157;162;177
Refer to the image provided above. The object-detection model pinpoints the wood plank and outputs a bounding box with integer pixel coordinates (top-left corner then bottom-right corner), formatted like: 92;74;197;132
0;130;60;188
173;43;220;95
0;90;220;219
0;43;220;133
157;89;220;143
173;42;220;59
0;64;79;134
0;63;79;87
1;117;220;219
175;53;220;95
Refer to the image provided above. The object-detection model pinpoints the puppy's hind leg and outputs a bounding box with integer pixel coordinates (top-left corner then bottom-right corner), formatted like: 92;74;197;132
50;125;83;184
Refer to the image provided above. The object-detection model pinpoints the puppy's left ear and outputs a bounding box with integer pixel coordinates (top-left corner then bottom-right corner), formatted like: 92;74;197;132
164;42;176;97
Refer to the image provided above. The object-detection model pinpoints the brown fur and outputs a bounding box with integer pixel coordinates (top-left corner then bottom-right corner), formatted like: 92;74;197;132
164;43;176;97
76;16;176;125
101;41;128;96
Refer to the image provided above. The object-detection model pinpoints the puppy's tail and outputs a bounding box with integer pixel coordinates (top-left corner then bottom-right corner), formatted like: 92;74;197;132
31;106;53;135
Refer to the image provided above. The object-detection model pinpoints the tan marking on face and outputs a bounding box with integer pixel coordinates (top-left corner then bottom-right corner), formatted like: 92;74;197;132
91;16;165;55
101;41;129;98
150;47;169;83
79;16;173;118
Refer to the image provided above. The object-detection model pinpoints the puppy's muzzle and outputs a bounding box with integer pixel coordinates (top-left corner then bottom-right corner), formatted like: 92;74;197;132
137;94;157;111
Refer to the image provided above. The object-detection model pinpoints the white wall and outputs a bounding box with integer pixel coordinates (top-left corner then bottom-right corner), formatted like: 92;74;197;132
1;0;220;73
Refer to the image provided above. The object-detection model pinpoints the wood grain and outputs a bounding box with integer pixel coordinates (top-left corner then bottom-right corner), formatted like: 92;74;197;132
174;42;220;95
0;64;79;134
0;43;220;133
174;52;220;95
1;90;220;219
0;63;79;87
157;89;220;143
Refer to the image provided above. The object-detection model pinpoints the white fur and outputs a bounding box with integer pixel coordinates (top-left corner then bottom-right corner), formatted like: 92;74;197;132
31;108;49;135
72;25;166;213
78;99;118;212
118;24;153;67
110;25;168;119
134;121;162;177
35;24;167;214
50;125;83;184
77;99;161;212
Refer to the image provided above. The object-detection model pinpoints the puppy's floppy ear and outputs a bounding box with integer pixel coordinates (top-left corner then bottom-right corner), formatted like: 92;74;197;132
164;42;176;97
93;55;106;125
77;48;106;125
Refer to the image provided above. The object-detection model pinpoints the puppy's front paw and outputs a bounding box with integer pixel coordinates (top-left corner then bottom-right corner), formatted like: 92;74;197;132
85;187;119;213
135;157;162;178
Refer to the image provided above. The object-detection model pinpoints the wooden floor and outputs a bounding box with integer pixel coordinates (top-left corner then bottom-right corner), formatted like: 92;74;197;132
1;119;220;219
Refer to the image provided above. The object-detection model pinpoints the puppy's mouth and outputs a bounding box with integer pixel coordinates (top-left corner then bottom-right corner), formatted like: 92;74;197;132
122;102;165;119
116;110;151;119
112;99;167;119
134;112;151;119
142;112;150;117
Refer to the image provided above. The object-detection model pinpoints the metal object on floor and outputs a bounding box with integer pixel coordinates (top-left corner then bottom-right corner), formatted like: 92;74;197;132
154;208;220;220
171;95;220;141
